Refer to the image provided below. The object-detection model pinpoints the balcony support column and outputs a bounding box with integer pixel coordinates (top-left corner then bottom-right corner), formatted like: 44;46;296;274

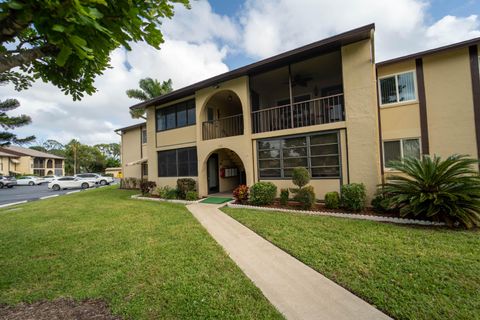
288;64;294;129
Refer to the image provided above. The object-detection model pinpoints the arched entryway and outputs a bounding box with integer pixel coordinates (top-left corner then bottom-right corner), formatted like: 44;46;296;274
46;170;53;175
204;148;246;194
201;90;244;140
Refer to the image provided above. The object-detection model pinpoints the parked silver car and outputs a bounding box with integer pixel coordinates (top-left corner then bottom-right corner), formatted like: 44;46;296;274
0;176;17;188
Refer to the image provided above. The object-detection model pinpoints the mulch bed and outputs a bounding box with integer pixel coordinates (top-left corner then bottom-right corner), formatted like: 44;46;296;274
0;299;122;320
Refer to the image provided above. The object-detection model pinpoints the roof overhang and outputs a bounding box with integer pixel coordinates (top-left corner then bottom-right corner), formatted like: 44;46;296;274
126;158;148;166
114;122;146;133
377;36;480;67
130;23;375;110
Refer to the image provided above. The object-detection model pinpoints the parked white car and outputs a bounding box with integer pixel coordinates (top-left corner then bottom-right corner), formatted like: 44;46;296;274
75;173;114;186
16;176;44;186
48;176;96;191
42;175;60;183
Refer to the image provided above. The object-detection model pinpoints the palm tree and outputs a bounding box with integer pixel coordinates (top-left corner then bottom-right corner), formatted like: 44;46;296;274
382;154;480;228
126;78;173;119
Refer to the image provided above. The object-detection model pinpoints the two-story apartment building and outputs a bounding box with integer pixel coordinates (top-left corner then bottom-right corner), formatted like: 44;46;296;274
0;146;65;176
118;24;480;200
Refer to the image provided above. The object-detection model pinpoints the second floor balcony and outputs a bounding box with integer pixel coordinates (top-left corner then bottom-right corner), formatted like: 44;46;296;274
252;94;344;134
202;114;244;140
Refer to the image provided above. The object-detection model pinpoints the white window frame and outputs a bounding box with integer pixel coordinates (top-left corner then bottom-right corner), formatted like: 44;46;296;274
378;70;418;107
382;137;421;169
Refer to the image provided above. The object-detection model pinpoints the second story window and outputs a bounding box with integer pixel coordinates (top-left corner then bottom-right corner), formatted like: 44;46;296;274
156;99;196;131
379;71;416;106
141;128;147;144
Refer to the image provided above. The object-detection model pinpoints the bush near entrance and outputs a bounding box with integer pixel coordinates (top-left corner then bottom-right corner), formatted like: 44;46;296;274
250;182;277;206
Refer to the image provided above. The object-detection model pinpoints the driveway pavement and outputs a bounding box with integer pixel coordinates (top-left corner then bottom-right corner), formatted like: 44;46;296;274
187;203;391;320
0;182;117;206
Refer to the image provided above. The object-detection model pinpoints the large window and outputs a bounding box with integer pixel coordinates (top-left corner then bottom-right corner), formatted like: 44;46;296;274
156;99;196;131
258;132;340;179
379;71;416;105
383;138;420;168
158;147;197;177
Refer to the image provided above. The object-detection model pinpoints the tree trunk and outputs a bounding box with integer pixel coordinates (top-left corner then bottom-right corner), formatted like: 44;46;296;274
0;46;51;73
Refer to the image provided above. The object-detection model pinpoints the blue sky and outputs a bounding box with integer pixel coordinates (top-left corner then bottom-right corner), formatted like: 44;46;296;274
1;0;480;144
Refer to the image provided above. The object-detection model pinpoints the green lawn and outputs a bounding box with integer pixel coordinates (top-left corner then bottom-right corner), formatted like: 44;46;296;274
223;207;480;320
0;188;283;319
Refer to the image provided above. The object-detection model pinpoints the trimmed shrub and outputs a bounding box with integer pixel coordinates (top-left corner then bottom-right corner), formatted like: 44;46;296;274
140;180;156;195
324;191;340;209
280;188;289;206
371;190;392;213
292;167;310;189
383;154;480;228
157;186;178;199
294;185;316;209
250;182;277;206
185;191;199;201
177;178;196;199
233;184;249;204
341;183;366;211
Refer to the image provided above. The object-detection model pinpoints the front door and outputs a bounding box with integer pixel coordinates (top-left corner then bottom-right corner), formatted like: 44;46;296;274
207;153;219;194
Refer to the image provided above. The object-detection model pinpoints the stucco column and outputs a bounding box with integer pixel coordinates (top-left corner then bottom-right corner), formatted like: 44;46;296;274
341;39;381;199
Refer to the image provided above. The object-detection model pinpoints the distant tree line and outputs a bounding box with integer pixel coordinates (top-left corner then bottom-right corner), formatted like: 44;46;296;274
30;139;120;175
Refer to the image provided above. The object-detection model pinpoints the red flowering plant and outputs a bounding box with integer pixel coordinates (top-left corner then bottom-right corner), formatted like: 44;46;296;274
233;184;249;204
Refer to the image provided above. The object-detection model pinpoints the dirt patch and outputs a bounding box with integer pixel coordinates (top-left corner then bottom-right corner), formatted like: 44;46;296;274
0;298;122;320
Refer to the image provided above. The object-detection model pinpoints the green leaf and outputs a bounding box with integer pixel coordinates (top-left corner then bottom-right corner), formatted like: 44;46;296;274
52;25;65;32
56;46;72;66
7;1;23;9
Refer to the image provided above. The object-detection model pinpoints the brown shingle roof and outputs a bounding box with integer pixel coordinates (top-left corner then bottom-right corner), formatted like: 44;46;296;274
2;146;64;159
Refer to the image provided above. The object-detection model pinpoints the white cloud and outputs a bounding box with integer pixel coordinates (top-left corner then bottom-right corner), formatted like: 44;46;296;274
425;15;480;47
162;0;240;44
239;0;480;61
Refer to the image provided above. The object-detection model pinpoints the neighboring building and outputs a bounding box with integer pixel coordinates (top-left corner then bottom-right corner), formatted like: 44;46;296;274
105;167;122;178
115;122;148;180
117;24;480;200
0;146;65;176
0;150;20;176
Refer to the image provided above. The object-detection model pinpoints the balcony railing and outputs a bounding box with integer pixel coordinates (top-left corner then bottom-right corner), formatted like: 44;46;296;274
251;94;344;134
202;114;244;140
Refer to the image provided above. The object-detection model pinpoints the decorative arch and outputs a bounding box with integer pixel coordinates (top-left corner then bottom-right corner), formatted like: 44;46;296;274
200;90;244;140
200;147;247;195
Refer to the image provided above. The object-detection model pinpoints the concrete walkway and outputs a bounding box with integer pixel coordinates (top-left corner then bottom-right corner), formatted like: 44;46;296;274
187;203;391;320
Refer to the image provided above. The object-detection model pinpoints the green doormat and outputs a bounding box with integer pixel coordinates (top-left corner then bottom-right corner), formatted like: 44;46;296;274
201;197;233;204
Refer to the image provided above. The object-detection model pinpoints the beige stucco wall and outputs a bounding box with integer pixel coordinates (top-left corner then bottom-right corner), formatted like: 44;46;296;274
341;38;381;199
377;59;421;142
0;157;9;175
16;156;32;175
377;46;479;165
423;47;478;159
195;76;255;197
121;126;142;179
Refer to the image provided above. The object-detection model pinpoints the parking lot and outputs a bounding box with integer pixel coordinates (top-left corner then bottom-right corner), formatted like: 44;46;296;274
0;182;118;206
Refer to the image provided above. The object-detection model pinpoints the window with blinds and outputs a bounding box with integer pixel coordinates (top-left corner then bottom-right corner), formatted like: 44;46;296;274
258;131;341;179
379;71;416;105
